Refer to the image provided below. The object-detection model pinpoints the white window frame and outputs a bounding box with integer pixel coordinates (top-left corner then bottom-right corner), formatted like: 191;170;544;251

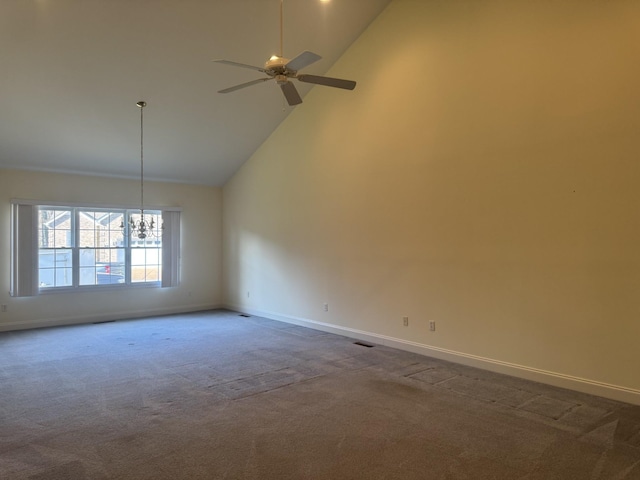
10;200;181;297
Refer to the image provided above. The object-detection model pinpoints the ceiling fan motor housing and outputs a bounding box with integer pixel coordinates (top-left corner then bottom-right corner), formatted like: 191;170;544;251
265;56;291;75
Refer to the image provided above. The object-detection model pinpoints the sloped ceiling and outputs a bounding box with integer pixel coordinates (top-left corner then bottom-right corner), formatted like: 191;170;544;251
0;0;391;186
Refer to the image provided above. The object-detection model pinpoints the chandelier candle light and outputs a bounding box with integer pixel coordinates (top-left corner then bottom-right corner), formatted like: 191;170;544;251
121;100;162;239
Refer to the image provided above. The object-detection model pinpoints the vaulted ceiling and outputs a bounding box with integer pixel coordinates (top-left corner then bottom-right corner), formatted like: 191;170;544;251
0;0;391;186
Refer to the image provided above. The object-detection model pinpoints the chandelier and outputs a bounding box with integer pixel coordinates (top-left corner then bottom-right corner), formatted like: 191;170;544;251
121;101;163;239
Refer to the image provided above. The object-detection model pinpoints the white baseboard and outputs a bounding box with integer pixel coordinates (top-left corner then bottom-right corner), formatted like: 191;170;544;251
0;303;222;332
226;304;640;406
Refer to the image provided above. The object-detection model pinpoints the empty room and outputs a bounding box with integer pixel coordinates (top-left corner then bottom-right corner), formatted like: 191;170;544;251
1;0;640;478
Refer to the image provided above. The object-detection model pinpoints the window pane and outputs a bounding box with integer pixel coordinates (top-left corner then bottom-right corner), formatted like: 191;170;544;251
39;248;73;288
99;249;125;284
39;209;72;248
38;255;53;288
128;210;162;284
78;211;96;247
131;247;161;283
79;248;125;285
78;211;125;248
55;267;73;287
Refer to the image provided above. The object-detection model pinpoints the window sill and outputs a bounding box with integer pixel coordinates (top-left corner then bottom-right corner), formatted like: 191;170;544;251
38;282;161;295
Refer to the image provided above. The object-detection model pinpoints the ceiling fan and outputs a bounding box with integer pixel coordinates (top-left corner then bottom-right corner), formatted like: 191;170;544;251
213;0;356;106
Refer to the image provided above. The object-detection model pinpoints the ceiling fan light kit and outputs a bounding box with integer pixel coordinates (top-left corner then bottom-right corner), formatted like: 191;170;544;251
213;1;356;106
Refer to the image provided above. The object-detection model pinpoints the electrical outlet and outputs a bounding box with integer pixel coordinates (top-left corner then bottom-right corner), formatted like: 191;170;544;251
403;316;409;327
323;303;329;312
429;321;436;332
1;304;7;313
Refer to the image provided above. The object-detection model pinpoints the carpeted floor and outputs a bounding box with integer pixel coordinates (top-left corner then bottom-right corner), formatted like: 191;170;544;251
1;310;639;479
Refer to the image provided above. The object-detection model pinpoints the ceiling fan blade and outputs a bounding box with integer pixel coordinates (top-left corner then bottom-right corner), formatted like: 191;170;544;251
297;74;356;90
213;59;266;73
285;51;322;72
280;81;302;106
218;77;272;94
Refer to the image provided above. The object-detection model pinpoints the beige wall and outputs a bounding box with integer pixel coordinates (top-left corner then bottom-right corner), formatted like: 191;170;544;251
223;0;640;400
0;168;223;330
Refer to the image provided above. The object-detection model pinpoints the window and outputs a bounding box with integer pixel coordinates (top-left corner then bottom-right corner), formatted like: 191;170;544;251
10;201;180;296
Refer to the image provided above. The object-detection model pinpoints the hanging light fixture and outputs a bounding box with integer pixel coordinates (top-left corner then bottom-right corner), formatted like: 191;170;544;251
121;100;162;239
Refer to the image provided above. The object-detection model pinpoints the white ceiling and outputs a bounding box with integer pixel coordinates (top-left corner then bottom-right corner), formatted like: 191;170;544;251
0;0;391;186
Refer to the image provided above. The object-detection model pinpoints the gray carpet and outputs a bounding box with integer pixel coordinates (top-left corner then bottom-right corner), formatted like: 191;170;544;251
1;310;639;479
